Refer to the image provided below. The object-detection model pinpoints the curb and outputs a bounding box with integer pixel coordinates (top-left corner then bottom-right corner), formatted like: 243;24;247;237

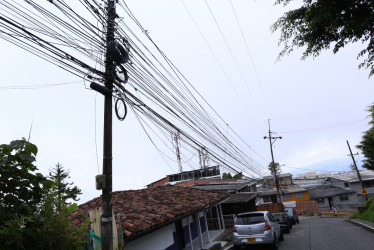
349;219;374;234
321;212;352;217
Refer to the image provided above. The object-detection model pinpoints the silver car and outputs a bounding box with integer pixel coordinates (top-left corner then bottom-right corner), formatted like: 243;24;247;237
232;211;282;249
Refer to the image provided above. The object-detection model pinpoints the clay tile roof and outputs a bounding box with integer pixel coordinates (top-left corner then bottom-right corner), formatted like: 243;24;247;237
70;185;228;241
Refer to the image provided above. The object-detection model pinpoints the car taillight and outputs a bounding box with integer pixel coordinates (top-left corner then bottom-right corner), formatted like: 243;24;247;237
233;224;237;232
264;220;271;231
282;214;285;220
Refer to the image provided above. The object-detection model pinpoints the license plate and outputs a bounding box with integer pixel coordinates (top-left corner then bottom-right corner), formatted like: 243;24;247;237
247;238;256;243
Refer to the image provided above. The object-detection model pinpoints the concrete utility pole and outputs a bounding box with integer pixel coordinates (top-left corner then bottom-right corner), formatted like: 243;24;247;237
102;0;116;249
264;119;283;205
346;140;368;201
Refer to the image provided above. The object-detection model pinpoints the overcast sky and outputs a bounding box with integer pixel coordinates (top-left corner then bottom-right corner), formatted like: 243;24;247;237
1;0;373;204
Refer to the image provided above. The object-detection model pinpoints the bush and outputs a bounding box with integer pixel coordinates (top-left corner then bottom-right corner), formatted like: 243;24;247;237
350;197;374;223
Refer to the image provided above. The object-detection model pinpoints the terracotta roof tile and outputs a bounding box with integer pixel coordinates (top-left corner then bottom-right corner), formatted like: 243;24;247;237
70;185;228;240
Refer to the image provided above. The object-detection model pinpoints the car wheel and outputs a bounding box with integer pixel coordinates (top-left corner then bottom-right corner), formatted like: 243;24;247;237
232;245;241;250
297;219;300;223
286;226;290;234
279;231;284;241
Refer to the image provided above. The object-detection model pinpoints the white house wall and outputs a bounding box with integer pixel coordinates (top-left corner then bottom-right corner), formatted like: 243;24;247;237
126;212;210;250
125;224;175;250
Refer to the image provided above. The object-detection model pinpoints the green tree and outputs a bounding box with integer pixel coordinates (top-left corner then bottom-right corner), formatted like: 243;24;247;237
0;138;51;225
272;0;374;76
222;172;233;179
233;172;244;179
268;162;282;177
357;104;374;170
0;139;87;249
49;162;82;209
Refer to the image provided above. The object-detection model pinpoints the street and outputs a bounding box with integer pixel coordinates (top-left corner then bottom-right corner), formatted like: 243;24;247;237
229;216;374;250
279;216;374;250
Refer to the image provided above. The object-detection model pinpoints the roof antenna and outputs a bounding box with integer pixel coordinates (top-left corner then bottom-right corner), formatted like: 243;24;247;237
28;115;34;142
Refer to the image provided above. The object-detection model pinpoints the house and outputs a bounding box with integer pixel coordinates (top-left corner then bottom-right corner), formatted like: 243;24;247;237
308;185;357;212
190;181;258;219
70;185;228;250
191;181;257;194
263;173;293;187
322;170;374;205
258;185;310;204
220;193;257;215
147;166;222;188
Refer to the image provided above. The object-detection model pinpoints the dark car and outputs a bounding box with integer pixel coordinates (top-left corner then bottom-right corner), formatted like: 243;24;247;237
285;207;299;225
272;212;292;233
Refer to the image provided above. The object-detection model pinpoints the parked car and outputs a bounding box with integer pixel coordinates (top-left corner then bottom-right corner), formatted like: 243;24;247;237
272;212;292;234
285;207;299;225
232;211;282;249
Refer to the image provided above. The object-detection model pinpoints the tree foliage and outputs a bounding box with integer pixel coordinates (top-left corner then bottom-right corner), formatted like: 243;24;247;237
222;172;243;179
0;139;87;249
272;0;374;76
49;162;82;208
0;138;51;224
357;104;374;170
268;162;282;177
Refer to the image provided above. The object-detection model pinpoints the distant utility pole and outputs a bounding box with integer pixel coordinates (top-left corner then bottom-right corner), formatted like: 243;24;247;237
264;119;283;205
173;131;182;172
101;0;116;249
346;140;368;201
199;147;209;169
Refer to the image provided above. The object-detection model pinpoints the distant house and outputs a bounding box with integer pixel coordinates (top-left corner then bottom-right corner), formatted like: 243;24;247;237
324;170;374;204
263;173;293;187
147;166;222;188
191;181;257;194
258;185;310;204
309;185;357;212
220;193;257;215
70;186;228;250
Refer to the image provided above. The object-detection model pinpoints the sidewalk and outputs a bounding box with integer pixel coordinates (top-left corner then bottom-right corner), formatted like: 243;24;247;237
349;219;374;233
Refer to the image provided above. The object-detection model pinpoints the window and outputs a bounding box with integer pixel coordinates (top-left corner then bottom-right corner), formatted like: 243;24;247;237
344;182;350;188
235;214;265;225
364;180;374;188
295;192;305;199
282;193;292;201
263;196;272;203
316;198;324;204
339;194;349;201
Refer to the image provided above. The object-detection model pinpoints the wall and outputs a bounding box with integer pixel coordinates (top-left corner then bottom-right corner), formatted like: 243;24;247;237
126;212;209;250
126;224;175;250
147;177;170;188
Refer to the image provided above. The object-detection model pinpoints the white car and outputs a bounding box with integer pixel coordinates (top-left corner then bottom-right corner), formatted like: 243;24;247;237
232;211;282;249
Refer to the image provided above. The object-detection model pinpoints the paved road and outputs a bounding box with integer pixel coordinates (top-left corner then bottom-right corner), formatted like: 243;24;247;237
228;216;374;250
277;216;374;250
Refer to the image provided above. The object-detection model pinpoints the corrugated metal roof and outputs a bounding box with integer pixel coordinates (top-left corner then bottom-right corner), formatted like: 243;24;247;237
191;181;255;192
259;185;306;196
222;193;257;203
263;173;293;180
309;185;356;199
329;170;374;182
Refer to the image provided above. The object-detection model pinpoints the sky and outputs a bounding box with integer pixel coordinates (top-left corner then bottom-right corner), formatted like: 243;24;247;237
0;0;373;204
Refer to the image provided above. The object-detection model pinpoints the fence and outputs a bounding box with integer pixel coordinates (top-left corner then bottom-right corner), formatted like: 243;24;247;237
207;215;235;230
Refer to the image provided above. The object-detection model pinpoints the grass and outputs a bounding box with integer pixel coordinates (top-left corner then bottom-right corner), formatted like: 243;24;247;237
350;197;374;223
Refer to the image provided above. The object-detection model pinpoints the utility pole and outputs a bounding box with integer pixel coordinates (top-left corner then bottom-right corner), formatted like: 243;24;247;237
173;132;182;172
264;119;283;205
102;1;116;249
346;140;368;201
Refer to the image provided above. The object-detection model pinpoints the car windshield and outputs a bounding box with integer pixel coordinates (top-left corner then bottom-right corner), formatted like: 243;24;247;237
235;214;265;225
272;213;284;220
